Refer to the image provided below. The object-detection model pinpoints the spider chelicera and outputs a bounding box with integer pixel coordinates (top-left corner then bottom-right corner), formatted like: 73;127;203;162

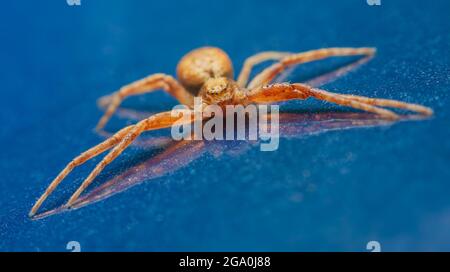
29;46;433;218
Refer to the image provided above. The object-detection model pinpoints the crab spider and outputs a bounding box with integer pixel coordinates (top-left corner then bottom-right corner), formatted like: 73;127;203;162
29;46;433;218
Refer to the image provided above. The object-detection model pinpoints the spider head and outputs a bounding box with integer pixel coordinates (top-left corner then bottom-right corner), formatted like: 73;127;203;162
198;77;239;105
177;47;234;95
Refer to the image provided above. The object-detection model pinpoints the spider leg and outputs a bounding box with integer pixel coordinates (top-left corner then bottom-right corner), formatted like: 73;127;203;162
29;125;135;217
96;73;194;131
97;128;173;149
247;47;376;89
65;109;196;207
246;83;433;119
237;51;291;87
338;94;433;115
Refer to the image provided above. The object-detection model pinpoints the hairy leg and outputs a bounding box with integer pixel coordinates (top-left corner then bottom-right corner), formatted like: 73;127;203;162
246;83;433;119
96;73;194;130
66;109;195;207
30;109;195;217
339;94;433;115
247;47;376;89
237;51;291;87
29;125;134;217
302;86;400;120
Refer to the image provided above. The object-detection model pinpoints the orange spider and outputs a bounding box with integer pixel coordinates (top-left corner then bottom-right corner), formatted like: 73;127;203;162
29;46;433;218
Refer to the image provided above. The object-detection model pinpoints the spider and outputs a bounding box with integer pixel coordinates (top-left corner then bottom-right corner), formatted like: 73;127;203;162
29;46;433;218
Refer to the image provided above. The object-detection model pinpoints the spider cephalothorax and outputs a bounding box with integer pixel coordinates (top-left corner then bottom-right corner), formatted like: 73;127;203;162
198;77;242;106
30;46;433;218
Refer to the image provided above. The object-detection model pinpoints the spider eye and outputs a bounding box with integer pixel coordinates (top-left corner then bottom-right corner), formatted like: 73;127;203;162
207;82;227;94
200;77;237;104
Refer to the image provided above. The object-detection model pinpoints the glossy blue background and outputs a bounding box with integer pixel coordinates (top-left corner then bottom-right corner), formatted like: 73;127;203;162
1;0;449;251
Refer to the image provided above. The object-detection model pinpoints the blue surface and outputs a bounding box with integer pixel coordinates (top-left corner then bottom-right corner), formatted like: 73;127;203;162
1;0;450;251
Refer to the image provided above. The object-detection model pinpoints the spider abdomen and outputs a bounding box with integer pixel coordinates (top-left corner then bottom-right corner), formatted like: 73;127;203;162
176;47;234;95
